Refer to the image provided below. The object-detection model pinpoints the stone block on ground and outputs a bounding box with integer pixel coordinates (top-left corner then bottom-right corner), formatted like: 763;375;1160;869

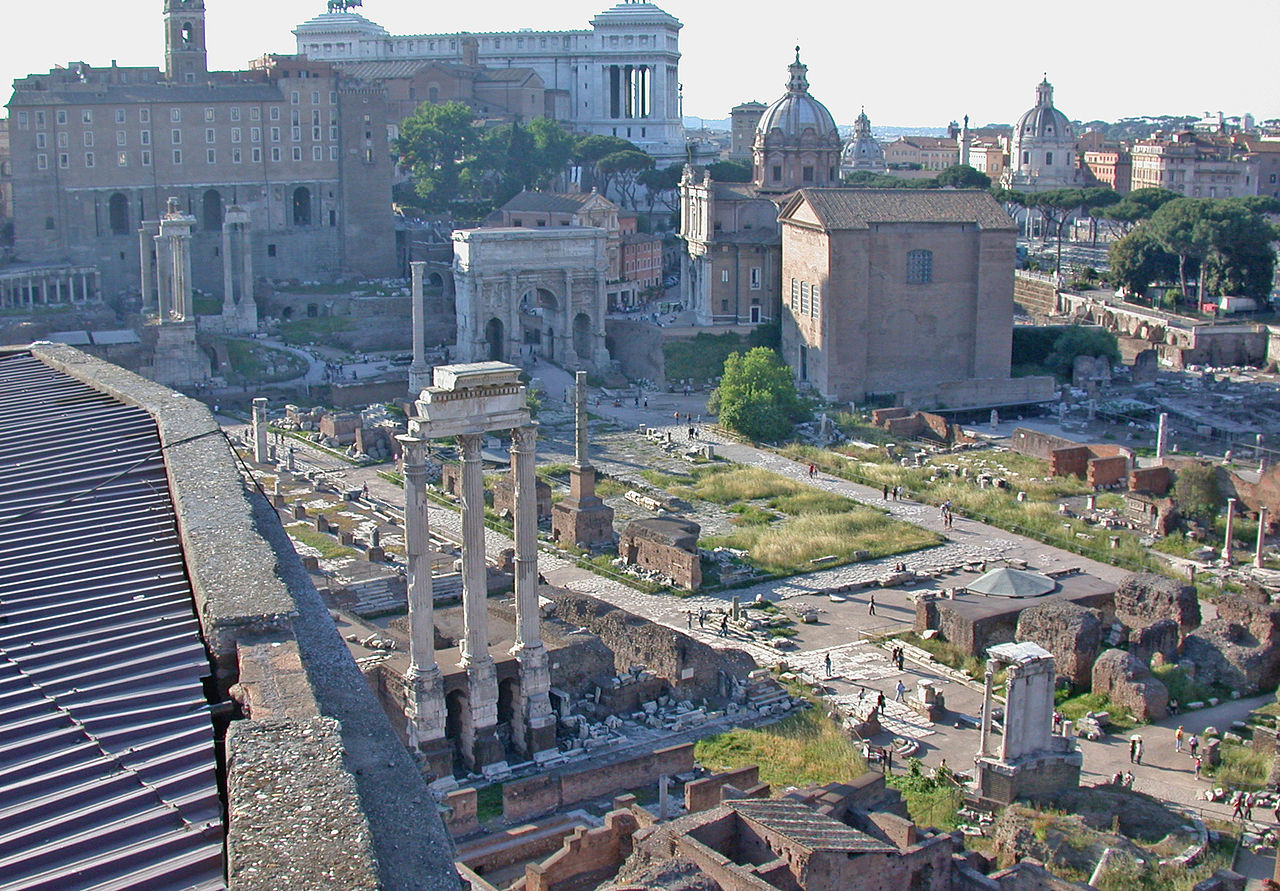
1091;648;1168;721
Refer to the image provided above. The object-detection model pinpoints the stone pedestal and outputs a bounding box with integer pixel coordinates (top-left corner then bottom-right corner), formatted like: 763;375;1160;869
550;371;614;547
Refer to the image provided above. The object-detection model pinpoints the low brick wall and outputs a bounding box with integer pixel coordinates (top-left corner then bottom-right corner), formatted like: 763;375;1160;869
685;766;761;814
503;743;696;823
524;809;640;891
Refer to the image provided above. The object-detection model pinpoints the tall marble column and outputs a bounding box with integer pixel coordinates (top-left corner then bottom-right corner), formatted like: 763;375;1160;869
397;435;451;781
1221;497;1237;563
139;224;157;316
458;432;506;774
409;262;431;395
251;397;270;464
510;425;556;759
221;219;237;315
977;667;994;759
154;234;172;321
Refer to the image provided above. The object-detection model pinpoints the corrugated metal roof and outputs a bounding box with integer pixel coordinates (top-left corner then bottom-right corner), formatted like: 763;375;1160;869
0;351;224;891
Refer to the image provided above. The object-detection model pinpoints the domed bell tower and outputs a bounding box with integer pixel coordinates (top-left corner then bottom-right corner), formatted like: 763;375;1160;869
165;0;208;83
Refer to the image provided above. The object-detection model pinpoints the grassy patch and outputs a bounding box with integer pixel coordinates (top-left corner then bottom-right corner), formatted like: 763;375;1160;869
663;331;747;383
1055;691;1136;731
285;522;357;559
474;785;503;823
192;293;222;315
887;760;963;830
278;316;353;345
223;340;307;384
899;633;991;681
1206;742;1272;789
694;703;866;790
1150;662;1218;705
595;477;628;498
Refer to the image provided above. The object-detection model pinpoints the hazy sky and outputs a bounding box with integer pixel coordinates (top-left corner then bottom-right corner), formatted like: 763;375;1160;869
4;0;1276;127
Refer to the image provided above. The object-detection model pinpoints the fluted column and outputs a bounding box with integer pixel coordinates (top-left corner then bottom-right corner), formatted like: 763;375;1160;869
1221;497;1237;563
511;425;556;759
409;261;431;394
1256;506;1267;569
221;220;236;314
398;434;448;765
458;432;505;774
154;234;171;321
251;397;270;464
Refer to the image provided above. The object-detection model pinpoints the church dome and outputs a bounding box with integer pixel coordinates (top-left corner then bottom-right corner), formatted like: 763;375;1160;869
1014;78;1072;142
757;49;838;141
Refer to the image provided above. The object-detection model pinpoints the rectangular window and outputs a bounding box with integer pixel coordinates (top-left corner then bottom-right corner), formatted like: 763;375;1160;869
292;146;302;161
291;109;300;126
206;128;216;144
117;151;128;167
906;249;933;284
271;147;281;162
721;269;729;283
173;149;182;164
311;109;320;126
35;110;45;127
810;284;819;317
115;108;126;123
36;133;46;149
290;91;299;105
291;127;301;141
790;278;799;310
231;128;241;143
329;145;339;161
139;107;149;123
230;107;241;122
116;130;127;146
207;148;216;163
312;145;322;161
141;130;151;145
329;91;337;104
204;107;215;122
750;267;761;290
57;132;68;148
252;147;262;163
58;153;69;168
81;110;92;124
172;129;182;145
56;109;67;125
800;281;810;315
312;126;321;140
329;125;338;141
84;151;94;167
141;150;152;166
16;111;29;130
270;106;280;121
232;148;242;164
250;107;261;121
83;131;93;147
171;108;182;123
311;90;320;104
251;127;261;143
270;127;280;142
36;153;48;170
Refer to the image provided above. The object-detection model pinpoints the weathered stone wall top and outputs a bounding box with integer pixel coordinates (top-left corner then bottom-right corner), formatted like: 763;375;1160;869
622;517;700;550
28;342;296;654
20;343;461;891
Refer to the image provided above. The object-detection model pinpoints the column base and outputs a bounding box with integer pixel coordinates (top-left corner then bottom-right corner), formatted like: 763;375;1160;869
417;735;455;786
472;723;509;778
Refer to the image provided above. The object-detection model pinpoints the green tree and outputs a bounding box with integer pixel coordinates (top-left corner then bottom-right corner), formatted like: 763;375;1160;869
637;163;683;219
1107;228;1178;298
1148;198;1215;300
597;150;654;208
990;186;1028;222
396;101;480;211
1095;188;1177;240
470;122;540;207
572;134;641;191
709;347;807;442
707;159;753;183
1043;325;1120;379
936;164;991;189
1200;198;1279;298
527;117;575;188
1173;463;1221;526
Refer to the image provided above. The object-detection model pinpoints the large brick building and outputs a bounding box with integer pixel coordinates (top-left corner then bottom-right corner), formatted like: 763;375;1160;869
5;0;396;298
779;189;1052;409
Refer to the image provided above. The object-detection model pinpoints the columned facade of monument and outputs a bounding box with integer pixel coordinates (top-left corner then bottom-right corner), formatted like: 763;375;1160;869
452;228;611;374
143;197;210;388
407;362;556;776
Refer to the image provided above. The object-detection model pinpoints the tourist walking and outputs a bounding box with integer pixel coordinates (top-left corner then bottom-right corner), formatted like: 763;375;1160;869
1189;734;1199;757
1129;736;1139;763
876;691;886;715
1175;726;1184;753
1232;792;1245;820
882;484;889;500
825;653;833;678
867;594;876;616
720;613;729;636
894;680;906;702
1194;756;1203;779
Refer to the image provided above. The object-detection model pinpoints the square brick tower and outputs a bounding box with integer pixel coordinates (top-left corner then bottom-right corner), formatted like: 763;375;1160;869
551;371;615;547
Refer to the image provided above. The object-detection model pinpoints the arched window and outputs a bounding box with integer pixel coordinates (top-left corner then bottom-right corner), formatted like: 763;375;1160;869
202;189;222;231
906;249;933;284
292;186;311;226
108;192;129;235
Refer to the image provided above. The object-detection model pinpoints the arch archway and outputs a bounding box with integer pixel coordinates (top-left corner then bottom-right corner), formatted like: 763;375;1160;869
497;676;520;755
572;312;593;362
428;272;443;288
108;192;129;236
445;689;470;774
292;186;312;226
202;189;222;231
485;317;504;362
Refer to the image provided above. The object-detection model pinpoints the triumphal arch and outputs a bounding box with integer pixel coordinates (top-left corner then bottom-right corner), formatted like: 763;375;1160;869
452;228;610;373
